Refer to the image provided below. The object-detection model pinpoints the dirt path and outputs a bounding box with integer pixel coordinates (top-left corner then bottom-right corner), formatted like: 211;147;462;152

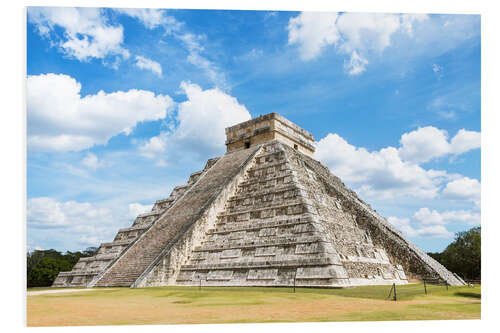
27;289;98;296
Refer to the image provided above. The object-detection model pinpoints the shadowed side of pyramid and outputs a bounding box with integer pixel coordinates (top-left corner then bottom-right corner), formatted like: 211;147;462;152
283;144;463;286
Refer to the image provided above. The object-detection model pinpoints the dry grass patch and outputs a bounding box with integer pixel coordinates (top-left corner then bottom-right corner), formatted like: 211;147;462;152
27;284;480;326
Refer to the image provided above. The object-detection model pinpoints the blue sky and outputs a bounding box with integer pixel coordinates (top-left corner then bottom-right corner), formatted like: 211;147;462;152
26;7;481;253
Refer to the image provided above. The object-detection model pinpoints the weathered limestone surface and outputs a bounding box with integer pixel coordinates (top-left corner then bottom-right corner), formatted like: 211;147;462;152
169;142;406;287
226;113;315;157
134;146;262;287
285;145;463;285
52;113;464;288
93;146;260;287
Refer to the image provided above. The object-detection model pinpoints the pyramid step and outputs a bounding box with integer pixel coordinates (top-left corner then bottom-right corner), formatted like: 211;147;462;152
224;199;307;215
209;216;314;234
180;257;335;271
218;200;306;217
237;172;293;187
227;183;298;202
194;235;324;252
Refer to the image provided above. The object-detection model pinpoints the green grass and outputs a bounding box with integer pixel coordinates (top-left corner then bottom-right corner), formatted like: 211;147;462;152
293;283;481;301
27;284;481;326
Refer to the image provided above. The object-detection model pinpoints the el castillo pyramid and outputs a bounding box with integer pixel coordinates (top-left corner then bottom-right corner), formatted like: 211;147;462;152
53;113;465;288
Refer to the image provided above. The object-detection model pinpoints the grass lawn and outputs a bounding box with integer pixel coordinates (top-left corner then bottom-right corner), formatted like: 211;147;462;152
26;283;481;326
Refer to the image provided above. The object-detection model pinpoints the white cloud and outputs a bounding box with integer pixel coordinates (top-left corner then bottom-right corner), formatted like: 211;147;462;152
315;126;480;200
388;206;479;239
387;216;410;229
27;197;112;229
81;153;102;170
414;207;447;225
177;33;228;89
174;82;251;148
115;8;183;33
315;133;448;200
400;14;429;36
409;225;454;238
399;127;451;163
387;207;481;238
115;8;226;87
388;215;453;238
140;134;168;159
442;177;481;205
344;50;368;75
140;82;251;160
287;12;340;60
432;63;442;73
28;7;129;62
135;55;163;77
336;12;404;54
414;207;480;226
398;126;480;164
27;197;147;248
286;13;478;75
287;12;429;74
450;129;481;155
115;8;166;29
27;73;174;152
440;210;481;225
128;202;153;219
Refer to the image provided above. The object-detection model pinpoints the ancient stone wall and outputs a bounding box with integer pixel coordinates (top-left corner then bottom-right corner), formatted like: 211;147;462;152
225;113;315;157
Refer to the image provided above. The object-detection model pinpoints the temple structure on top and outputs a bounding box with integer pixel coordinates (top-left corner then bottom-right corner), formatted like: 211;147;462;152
225;113;315;157
53;113;465;288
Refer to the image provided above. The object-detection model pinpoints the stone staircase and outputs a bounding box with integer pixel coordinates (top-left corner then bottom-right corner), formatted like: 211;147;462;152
52;158;219;288
93;147;260;287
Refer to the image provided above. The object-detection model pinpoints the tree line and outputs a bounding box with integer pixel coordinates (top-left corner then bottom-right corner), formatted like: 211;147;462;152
27;247;98;288
427;226;481;281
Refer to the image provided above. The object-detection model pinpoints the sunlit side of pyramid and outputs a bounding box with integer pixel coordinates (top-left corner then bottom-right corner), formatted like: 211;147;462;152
53;113;464;288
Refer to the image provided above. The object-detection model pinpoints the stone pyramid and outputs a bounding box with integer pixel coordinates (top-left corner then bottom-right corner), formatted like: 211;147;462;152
53;113;464;288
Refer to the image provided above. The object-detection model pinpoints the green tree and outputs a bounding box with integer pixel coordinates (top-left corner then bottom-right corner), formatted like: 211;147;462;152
27;257;73;287
438;227;481;280
83;247;98;257
27;247;99;287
